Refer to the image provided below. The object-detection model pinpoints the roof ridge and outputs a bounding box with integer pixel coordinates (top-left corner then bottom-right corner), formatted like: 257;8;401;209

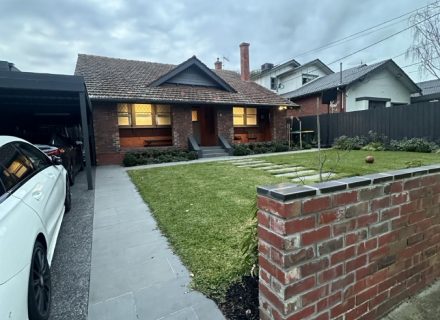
77;53;176;68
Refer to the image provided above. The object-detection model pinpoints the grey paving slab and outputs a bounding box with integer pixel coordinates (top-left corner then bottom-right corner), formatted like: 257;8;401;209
236;162;272;168
382;280;440;320
253;164;286;170
291;173;336;183
274;169;316;177
88;166;224;320
88;293;137;320
267;166;303;173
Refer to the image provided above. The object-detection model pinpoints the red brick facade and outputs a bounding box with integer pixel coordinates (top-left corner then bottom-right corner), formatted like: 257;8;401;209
171;105;193;149
92;103;288;164
258;168;440;320
288;91;345;117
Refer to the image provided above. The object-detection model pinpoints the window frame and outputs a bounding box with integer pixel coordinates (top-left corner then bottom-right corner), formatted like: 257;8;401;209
233;107;258;127
302;73;319;85
270;77;277;90
117;103;172;128
368;100;387;110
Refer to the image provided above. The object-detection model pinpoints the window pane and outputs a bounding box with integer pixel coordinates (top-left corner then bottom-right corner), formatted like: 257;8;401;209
246;115;257;125
233;107;244;115
192;110;198;122
134;104;153;126
156;105;170;113
247;108;257;115
156;114;171;125
233;115;245;126
117;104;131;126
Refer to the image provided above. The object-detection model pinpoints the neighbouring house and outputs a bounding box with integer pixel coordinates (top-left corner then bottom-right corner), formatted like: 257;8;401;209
251;58;333;95
282;59;421;117
75;43;297;165
411;79;440;103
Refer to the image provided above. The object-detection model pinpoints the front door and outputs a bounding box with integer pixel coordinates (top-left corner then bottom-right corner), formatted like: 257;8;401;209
198;107;217;146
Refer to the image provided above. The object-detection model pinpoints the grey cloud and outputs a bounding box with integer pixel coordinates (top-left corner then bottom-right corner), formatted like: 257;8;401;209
0;0;429;81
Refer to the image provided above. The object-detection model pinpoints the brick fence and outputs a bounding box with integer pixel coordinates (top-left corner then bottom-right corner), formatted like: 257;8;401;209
257;165;440;320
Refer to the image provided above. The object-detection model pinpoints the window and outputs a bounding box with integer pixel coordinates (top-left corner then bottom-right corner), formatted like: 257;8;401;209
302;74;318;85
0;143;35;192
368;100;386;110
117;103;171;127
192;110;198;122
233;107;258;126
270;77;277;90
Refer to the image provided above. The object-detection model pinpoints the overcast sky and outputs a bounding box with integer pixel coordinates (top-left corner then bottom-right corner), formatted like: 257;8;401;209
0;0;434;82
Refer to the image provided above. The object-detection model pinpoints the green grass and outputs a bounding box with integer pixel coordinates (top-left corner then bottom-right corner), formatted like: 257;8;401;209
128;150;439;300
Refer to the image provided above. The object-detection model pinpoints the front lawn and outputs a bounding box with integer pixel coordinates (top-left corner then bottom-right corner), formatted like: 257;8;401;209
128;150;439;302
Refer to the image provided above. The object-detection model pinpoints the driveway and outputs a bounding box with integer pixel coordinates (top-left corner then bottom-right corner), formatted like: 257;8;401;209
49;170;95;320
88;166;224;320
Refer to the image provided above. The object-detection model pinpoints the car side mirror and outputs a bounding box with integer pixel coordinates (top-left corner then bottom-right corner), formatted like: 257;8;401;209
51;156;63;166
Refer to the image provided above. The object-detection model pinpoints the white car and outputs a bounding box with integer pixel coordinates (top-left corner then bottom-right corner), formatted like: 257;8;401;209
0;136;70;320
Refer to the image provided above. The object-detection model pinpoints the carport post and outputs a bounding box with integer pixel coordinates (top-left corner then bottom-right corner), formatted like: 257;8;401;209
79;92;94;190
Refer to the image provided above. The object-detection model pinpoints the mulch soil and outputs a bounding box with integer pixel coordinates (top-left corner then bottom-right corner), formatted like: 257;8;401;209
217;276;259;320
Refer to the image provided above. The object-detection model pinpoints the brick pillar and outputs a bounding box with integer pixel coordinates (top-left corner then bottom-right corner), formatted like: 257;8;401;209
216;106;233;143
257;166;440;320
92;102;122;165
172;105;193;149
271;107;287;142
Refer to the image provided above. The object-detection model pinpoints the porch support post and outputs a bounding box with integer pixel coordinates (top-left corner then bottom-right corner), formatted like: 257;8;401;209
171;105;193;149
216;106;233;143
79;92;94;190
272;107;288;141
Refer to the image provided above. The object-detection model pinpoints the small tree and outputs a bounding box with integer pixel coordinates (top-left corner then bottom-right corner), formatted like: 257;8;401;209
407;1;440;79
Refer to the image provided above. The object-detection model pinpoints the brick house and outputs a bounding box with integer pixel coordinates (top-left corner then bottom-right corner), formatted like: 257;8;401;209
75;43;297;165
282;59;420;117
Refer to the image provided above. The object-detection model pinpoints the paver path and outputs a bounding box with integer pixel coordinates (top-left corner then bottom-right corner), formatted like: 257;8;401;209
88;166;224;320
227;158;335;183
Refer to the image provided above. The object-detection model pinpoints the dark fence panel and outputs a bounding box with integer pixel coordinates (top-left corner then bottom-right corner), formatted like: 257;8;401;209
295;102;440;145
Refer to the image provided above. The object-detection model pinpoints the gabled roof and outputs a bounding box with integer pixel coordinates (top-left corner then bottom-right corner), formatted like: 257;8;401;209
251;58;301;79
149;56;236;92
414;79;440;96
282;59;421;99
75;54;296;107
278;59;334;79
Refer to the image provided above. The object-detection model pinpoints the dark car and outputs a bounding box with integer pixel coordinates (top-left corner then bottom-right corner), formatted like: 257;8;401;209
34;133;83;185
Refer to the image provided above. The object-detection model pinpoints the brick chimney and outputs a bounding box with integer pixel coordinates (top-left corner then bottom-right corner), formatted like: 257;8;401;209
214;58;222;70
239;42;250;81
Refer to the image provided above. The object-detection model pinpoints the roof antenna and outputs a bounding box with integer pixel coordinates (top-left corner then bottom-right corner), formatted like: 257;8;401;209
222;56;229;67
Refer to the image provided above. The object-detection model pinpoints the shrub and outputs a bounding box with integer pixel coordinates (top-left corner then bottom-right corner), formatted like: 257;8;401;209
123;149;198;167
333;135;365;150
232;141;292;156
233;144;252;156
389;138;438;153
362;142;385;151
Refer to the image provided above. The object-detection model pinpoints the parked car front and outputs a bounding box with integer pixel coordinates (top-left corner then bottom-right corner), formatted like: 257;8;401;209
0;136;70;320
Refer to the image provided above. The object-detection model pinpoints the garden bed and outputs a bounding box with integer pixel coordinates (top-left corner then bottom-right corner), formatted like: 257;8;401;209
128;150;440;318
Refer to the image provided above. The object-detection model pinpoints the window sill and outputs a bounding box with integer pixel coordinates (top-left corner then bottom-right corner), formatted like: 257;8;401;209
119;125;172;129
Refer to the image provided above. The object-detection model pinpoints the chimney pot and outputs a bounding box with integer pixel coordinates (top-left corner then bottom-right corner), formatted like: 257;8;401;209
214;58;222;70
239;42;250;81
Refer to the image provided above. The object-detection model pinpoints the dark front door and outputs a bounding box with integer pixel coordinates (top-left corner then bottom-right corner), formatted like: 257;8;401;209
199;106;217;146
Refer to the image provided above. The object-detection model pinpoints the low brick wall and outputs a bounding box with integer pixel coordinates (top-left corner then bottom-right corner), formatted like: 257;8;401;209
257;165;440;320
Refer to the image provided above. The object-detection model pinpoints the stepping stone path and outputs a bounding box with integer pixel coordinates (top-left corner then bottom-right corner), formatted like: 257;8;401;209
226;158;335;184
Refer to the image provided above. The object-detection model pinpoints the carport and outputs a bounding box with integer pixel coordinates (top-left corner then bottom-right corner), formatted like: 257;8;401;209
0;70;95;190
